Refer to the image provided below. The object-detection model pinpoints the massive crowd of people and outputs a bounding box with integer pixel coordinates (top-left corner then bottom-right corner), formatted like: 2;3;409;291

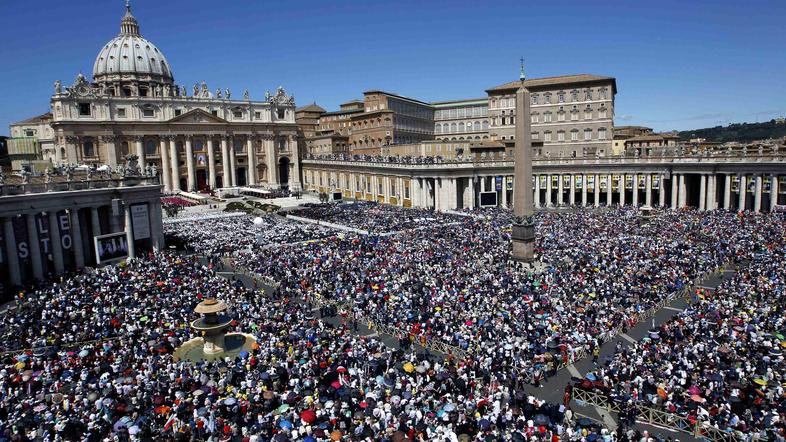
582;247;786;438
288;202;464;234
0;253;606;441
3;202;785;441
163;214;336;255
238;208;783;387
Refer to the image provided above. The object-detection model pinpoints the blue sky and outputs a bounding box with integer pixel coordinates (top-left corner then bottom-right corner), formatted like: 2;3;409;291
0;0;784;135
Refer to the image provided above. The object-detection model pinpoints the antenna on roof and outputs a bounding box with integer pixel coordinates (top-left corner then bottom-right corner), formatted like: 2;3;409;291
519;57;526;81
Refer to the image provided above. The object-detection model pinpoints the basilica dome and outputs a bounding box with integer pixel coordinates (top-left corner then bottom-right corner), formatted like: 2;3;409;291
92;4;174;84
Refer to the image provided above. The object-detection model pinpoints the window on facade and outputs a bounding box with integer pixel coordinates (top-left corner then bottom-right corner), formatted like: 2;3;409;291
571;112;579;121
25;130;35;137
571;130;578;141
450;123;457;133
599;108;607;119
482;121;489;130
598;128;607;140
571;91;578;101
600;88;607;100
83;138;95;157
211;110;218;116
458;122;465;132
532;132;539;140
544;113;552;123
255;111;261;119
78;103;91;116
586;90;593;100
544;131;552;142
144;140;156;155
473;121;481;131
558;112;566;122
544;94;551;104
584;129;592;140
277;109;285;119
233;110;243;119
142;108;155;117
139;87;148;97
558;93;565;103
122;87;132;97
531;114;538;123
117;108;127;118
557;131;565;141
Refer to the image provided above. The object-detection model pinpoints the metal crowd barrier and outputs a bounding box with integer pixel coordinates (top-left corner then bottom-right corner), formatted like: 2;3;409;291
571;388;743;442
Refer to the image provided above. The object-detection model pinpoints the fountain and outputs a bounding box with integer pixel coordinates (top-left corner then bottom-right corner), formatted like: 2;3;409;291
173;298;256;362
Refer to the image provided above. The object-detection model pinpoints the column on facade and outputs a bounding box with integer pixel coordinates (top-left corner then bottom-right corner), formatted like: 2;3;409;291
754;174;763;212
291;139;302;191
48;211;64;275
70;208;85;269
706;174;717;210
723;174;732;210
581;174;588;206
738;174;747;211
423;179;432;209
557;174;564;206
593;174;600;207
434;179;442;211
184;137;195;191
543;175;550;207
771;174;780;211
26;213;44;280
102;135;119;168
65;136;79;165
134;136;146;171
124;204;136;259
266;136;279;188
671;174;679;209
91;207;101;238
159;138;171;192
206;137;217;189
619;174;626;207
678;174;687;208
632;173;639;207
2;217;21;286
501;176;508;207
168;137;180;192
398;177;405;206
569;174;576;206
229;140;238;187
383;176;391;204
534;175;541;208
699;174;707;211
221;136;231;188
463;177;474;209
659;174;666;207
247;136;257;186
645;173;653;207
606;174;612;206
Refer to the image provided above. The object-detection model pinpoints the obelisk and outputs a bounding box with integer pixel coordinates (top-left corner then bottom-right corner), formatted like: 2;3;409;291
511;59;536;262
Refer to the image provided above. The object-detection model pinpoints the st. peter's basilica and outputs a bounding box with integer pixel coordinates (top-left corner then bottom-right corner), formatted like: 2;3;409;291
47;2;301;191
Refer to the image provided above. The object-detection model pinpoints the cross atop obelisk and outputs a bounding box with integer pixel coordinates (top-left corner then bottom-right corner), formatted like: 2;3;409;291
511;58;536;262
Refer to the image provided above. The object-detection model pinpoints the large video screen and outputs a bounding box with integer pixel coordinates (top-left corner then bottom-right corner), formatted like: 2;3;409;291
94;232;129;265
479;191;498;208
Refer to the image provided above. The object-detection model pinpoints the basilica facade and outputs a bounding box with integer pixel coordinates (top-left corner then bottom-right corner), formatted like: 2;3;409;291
47;3;301;192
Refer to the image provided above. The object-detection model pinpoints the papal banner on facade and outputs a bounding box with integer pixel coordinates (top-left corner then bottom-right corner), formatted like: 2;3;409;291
131;204;150;240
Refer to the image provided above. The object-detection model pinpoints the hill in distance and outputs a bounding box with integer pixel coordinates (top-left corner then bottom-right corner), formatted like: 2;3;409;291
678;119;786;143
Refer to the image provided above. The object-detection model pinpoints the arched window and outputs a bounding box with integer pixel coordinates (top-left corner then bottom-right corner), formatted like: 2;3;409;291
584;128;593;140
450;123;457;133
482;121;489;130
473;121;481;131
435;124;442;134
458;122;465;132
